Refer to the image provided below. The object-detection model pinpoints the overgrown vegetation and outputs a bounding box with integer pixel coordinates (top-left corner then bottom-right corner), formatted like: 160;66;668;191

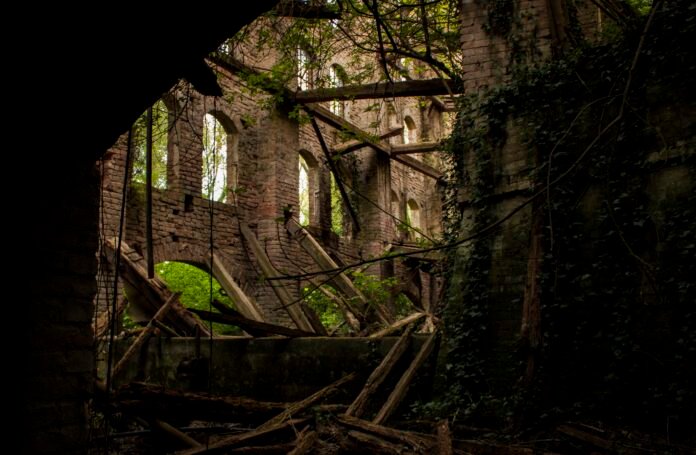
432;0;696;440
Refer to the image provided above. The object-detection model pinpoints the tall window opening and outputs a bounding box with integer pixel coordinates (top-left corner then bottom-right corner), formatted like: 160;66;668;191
406;199;421;240
131;99;169;189
299;154;310;225
331;174;344;236
403;116;417;145
202;113;228;202
329;64;347;117
297;48;310;90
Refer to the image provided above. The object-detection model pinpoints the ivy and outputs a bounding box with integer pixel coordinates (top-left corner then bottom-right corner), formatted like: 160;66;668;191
432;2;696;436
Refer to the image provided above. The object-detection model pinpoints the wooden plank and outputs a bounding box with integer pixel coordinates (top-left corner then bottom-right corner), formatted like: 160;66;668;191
259;372;357;431
437;419;453;455
286;219;370;328
111;292;178;380
337;416;430;451
190;307;317;338
211;253;264;322
239;224;317;333
288;426;317;455
181;417;310;455
104;238;209;336
345;326;414;418
373;330;438;425
368;312;425;339
295;78;459;103
345;430;412;454
93;296;127;339
305;277;363;332
152;419;202;449
390;141;442;155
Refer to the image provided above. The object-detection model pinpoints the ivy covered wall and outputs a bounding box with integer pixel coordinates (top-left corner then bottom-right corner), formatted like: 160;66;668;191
436;1;695;441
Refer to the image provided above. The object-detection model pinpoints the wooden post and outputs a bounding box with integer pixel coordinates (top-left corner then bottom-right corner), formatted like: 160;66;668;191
210;253;265;322
145;106;154;279
110;292;179;381
373;330;438;425
346;326;414;418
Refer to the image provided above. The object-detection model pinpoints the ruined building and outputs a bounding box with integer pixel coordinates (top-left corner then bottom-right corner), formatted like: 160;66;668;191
94;20;451;335
21;1;695;453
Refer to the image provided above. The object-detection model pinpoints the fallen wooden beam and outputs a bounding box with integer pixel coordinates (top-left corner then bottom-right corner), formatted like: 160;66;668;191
373;330;439;425
190;307;317;338
368;312;426;339
114;381;286;424
286;219;374;328
337;416;430;452
210;253;265;322
104;239;209;336
437;419;453;455
181;417;310;455
110;292;179;380
288;426;318;455
239;224;319;334
93;296;127;339
295;78;460;103
259;372;357;431
344;429;412;454
152;418;202;449
345;326;414;418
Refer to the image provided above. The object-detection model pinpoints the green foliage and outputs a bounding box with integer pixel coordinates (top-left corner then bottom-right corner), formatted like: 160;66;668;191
131;100;169;189
202;114;228;202
303;271;413;333
156;262;242;335
330;174;344;236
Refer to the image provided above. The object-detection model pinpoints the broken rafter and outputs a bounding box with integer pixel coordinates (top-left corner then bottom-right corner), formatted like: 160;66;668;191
190;306;317;338
210;253;265;322
390;141;442;155
295;78;460;103
333;127;403;156
373;329;439;425
345;326;414;418
239;224;321;334
368;312;426;339
306;104;443;180
286;219;376;329
258;372;357;431
110;292;179;381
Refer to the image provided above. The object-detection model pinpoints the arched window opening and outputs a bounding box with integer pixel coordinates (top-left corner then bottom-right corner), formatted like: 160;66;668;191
131;99;169;189
330;174;344;236
329;64;347;117
406;199;421;240
123;261;241;336
202;114;228;202
403;116;417;145
391;189;403;239
299;154;310;225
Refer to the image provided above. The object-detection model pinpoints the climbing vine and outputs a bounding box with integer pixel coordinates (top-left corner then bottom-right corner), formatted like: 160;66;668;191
432;2;696;435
